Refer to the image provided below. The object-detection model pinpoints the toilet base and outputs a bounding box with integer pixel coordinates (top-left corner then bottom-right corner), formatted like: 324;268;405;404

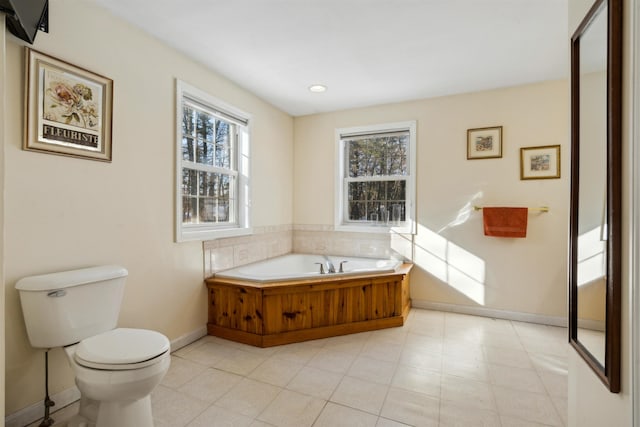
68;395;154;427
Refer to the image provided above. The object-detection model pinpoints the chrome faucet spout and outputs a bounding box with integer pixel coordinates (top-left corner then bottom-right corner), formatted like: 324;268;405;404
323;256;336;274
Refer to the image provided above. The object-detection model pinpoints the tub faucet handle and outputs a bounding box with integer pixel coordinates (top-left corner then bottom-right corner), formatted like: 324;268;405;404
314;262;325;274
339;260;348;273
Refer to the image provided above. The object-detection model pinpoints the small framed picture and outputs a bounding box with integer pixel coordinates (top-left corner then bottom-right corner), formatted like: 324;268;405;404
520;145;561;180
24;48;113;162
467;126;502;159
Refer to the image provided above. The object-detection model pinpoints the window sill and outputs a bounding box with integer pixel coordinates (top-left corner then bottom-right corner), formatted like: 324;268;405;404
177;226;253;242
335;223;415;235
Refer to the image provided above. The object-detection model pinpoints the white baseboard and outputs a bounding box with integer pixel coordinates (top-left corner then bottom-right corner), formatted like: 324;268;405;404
170;325;208;353
411;299;568;327
5;326;207;427
5;386;81;427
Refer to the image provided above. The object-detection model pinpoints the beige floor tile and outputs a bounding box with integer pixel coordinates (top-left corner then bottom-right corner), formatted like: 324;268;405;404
359;339;404;363
249;421;276;427
186;405;254;427
443;356;490;382
403;332;444;354
480;331;525;350
441;374;496;411
391;364;441;398
248;357;304;387
347;356;397;385
272;341;322;364
500;415;556;427
178;368;243;403
330;376;389;415
520;336;569;358
488;364;546;394
37;310;568;427
375;417;412;426
380;387;439;427
483;346;533;369
442;339;486;362
439;400;501;427
162;356;209;389
307;348;357;374
530;352;569;376
406;323;445;338
151;385;209;427
313;402;378;427
399;347;443;372
286;366;343;399
552;396;568;426
214;348;268;376
179;341;237;367
368;327;408;345
257;389;326;427
539;370;568;399
493;385;563;426
214;378;282;418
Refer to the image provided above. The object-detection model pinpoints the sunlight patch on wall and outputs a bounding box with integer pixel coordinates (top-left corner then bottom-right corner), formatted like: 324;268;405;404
577;226;606;286
414;224;486;305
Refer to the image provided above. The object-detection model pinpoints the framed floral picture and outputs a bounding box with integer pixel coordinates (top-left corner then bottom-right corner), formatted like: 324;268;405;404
467;126;502;159
24;48;113;161
520;145;561;180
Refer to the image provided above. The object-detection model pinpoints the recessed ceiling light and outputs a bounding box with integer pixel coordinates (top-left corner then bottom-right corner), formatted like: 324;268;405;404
308;84;327;93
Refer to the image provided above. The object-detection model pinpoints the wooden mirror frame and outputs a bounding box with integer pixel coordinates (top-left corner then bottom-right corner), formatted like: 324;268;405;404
569;0;622;392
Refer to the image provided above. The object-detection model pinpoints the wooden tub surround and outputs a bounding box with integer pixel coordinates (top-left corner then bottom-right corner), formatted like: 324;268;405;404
206;264;412;347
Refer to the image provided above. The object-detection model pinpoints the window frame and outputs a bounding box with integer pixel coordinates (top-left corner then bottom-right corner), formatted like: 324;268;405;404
335;121;416;234
175;80;251;242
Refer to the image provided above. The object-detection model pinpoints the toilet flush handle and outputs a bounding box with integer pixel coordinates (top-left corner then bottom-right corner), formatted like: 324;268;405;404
47;290;66;298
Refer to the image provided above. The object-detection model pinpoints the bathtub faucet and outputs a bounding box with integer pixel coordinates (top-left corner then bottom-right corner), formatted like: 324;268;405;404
323;256;336;274
314;262;326;274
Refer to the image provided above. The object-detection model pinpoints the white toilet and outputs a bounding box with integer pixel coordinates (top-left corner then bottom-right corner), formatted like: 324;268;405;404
16;265;171;427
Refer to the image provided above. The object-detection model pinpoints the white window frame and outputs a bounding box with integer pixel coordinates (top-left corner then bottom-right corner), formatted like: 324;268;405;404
175;80;251;242
335;121;416;234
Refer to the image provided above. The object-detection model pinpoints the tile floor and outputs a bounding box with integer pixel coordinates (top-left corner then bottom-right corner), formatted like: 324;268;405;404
38;308;569;427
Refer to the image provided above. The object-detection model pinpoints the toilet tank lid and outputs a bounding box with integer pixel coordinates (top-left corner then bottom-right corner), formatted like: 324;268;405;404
15;265;128;292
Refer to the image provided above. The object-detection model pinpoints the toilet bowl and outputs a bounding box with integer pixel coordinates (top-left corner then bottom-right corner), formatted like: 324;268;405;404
65;328;171;427
15;265;171;427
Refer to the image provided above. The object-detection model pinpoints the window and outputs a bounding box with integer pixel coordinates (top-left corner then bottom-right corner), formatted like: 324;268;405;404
336;121;416;233
176;80;250;241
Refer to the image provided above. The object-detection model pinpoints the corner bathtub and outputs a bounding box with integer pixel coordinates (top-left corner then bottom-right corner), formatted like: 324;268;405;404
206;254;413;347
214;254;402;282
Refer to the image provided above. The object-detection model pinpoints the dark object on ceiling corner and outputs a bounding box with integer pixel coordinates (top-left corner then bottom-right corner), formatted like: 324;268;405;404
0;0;48;44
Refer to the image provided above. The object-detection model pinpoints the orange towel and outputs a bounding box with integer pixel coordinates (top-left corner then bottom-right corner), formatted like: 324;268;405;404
482;207;528;238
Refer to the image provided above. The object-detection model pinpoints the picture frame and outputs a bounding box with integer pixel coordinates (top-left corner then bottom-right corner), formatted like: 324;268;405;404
25;48;113;162
520;145;561;180
467;126;502;159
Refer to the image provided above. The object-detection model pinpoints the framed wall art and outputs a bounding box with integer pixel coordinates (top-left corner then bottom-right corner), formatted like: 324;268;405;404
520;145;561;180
24;48;113;162
467;126;502;159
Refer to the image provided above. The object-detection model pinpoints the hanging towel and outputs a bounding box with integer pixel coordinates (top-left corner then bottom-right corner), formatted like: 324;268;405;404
482;207;528;238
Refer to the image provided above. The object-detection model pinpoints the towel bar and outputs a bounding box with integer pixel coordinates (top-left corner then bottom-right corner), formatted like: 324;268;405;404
473;206;549;213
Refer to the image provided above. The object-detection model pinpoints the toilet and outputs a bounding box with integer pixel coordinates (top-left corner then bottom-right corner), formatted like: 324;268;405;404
16;265;171;427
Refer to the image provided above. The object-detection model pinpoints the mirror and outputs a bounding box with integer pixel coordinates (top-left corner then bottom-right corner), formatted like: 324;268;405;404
569;0;622;392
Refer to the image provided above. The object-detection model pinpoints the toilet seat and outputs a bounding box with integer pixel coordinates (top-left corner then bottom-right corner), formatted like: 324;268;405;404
74;328;170;370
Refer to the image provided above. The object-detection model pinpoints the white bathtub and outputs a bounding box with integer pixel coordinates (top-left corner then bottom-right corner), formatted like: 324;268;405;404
215;253;402;283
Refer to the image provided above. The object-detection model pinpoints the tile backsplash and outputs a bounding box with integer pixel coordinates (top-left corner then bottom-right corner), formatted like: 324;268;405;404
203;224;412;277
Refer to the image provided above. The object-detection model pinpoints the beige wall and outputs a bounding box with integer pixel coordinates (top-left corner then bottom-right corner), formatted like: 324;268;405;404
294;80;570;318
4;0;293;416
567;0;634;425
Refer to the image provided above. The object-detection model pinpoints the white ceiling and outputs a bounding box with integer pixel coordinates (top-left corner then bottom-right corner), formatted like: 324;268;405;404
92;0;568;117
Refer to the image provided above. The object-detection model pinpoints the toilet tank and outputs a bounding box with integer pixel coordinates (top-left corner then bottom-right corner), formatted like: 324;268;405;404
15;265;128;348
